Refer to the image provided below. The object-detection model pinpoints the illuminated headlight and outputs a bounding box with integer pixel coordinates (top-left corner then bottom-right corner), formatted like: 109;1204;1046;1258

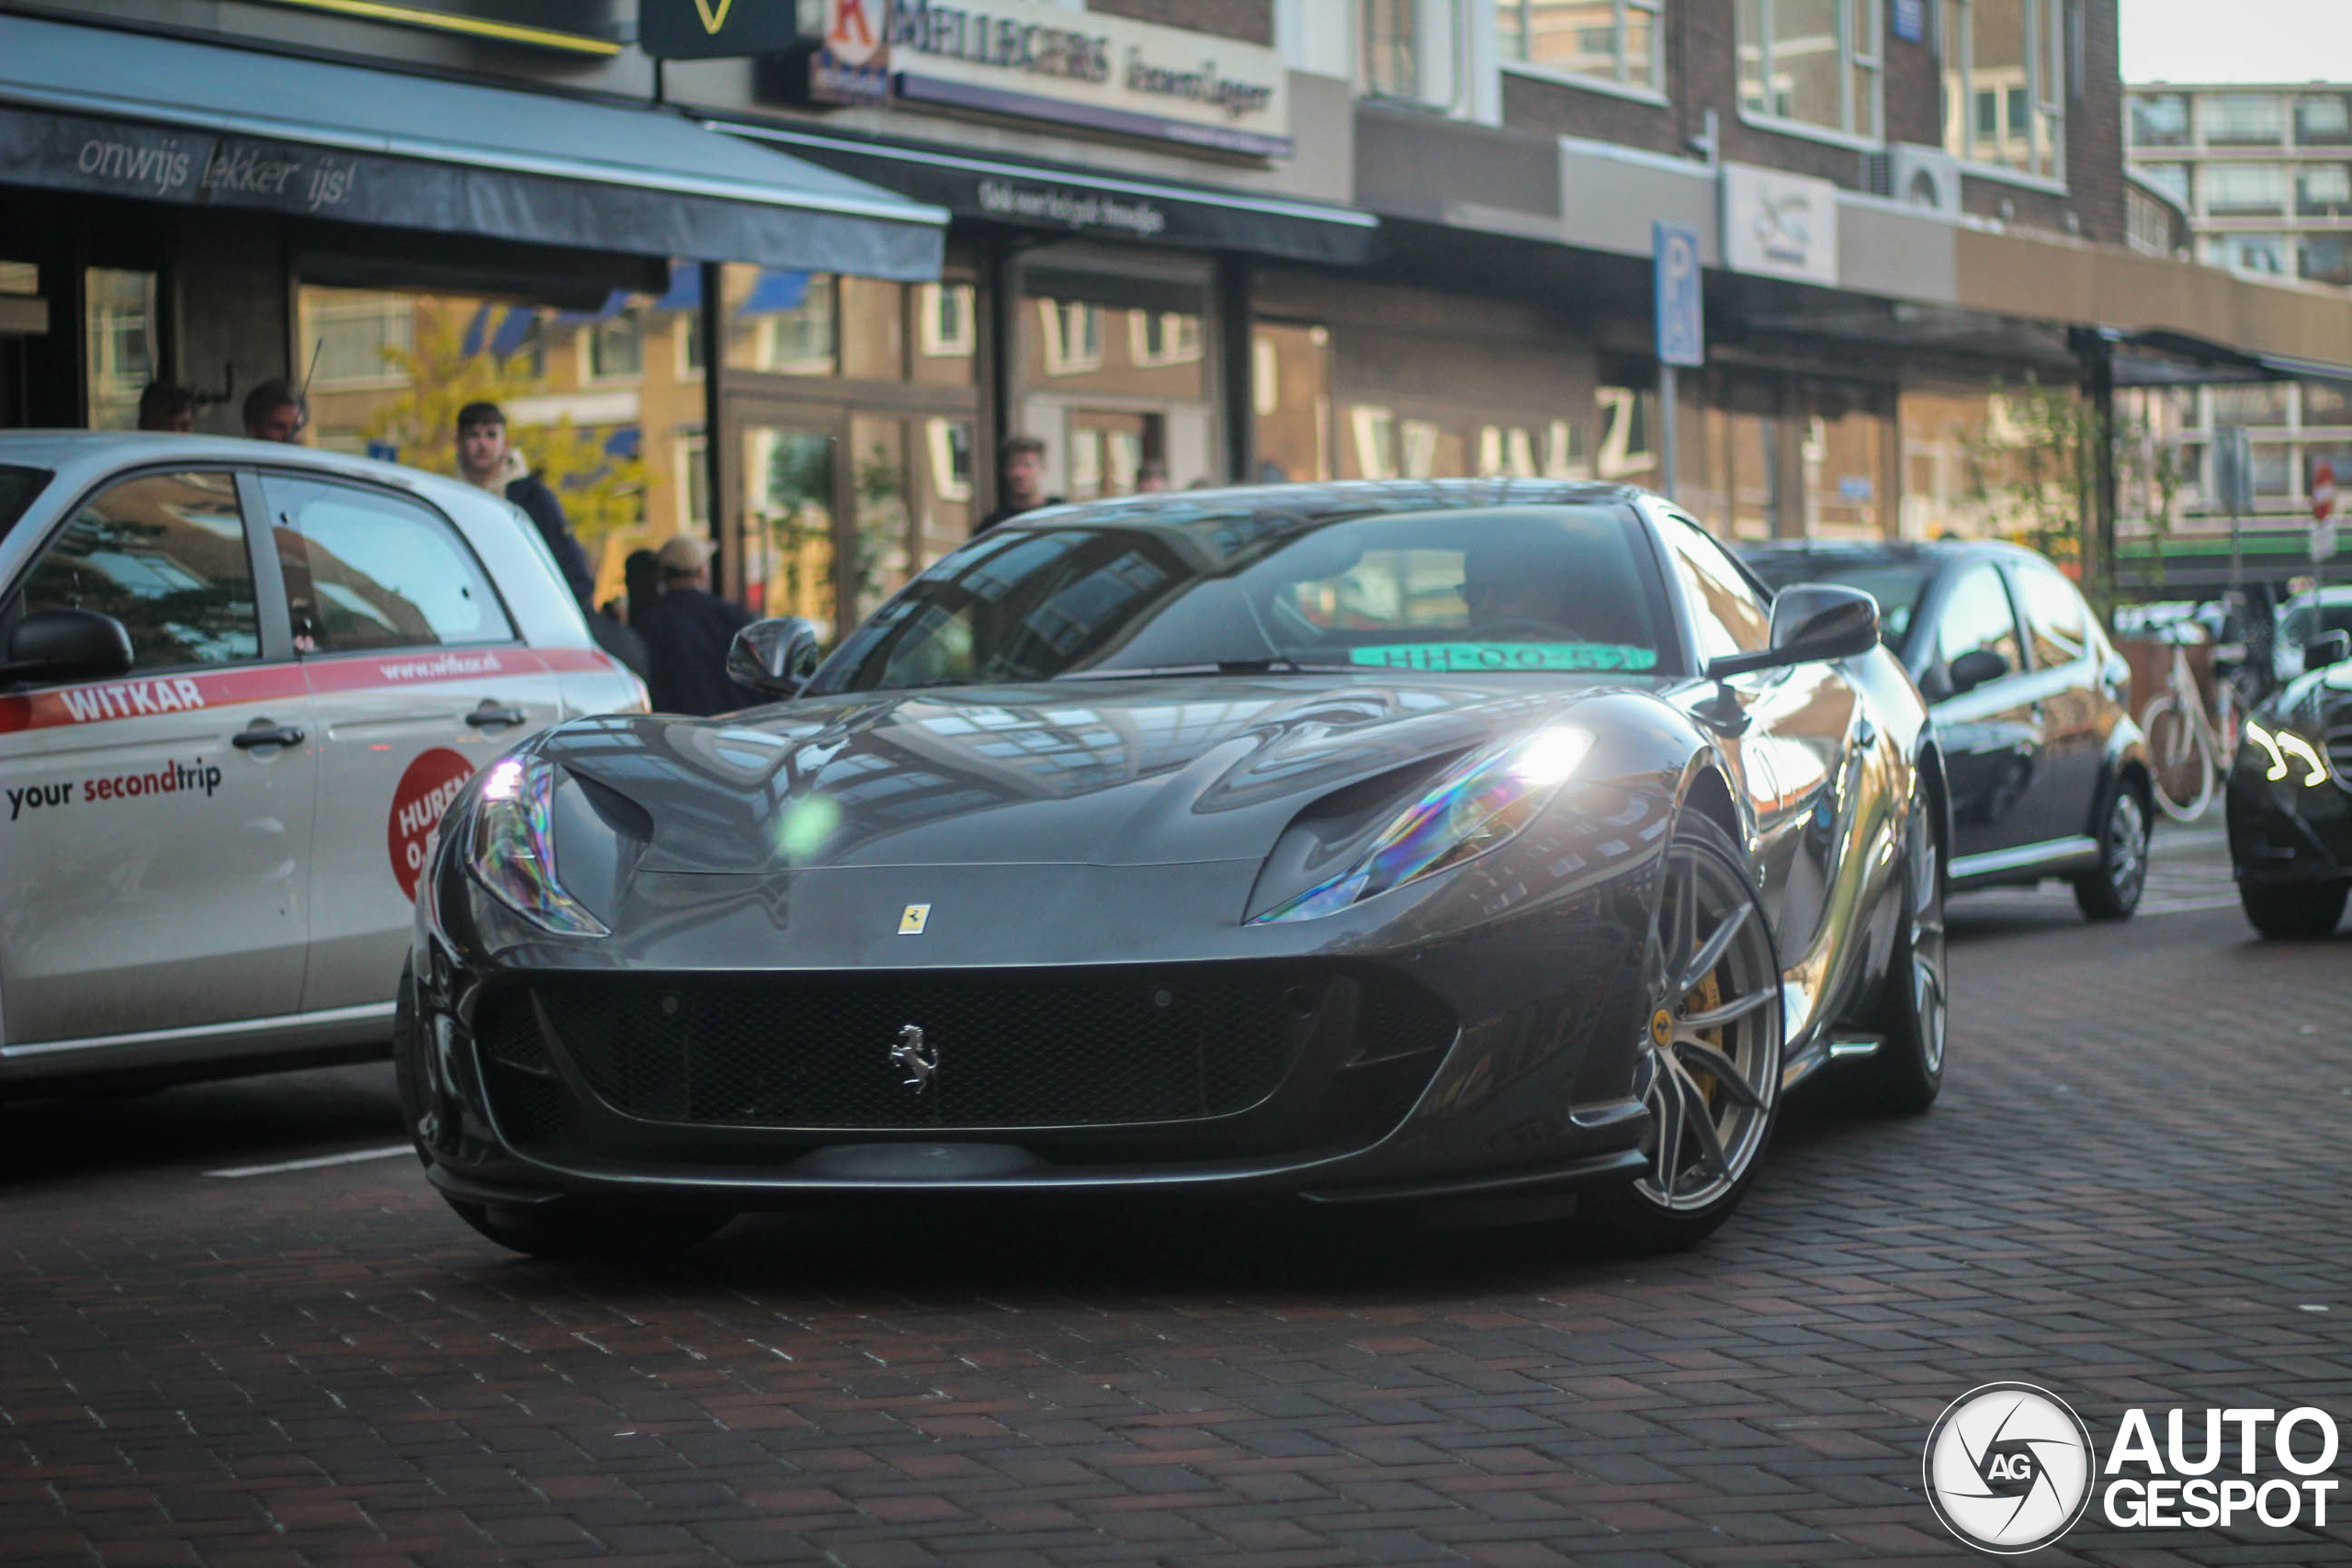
2244;720;2330;788
469;750;610;936
1251;727;1595;923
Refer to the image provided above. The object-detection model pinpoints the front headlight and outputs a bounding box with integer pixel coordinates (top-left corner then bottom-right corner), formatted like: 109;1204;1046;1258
469;750;610;936
1250;727;1594;924
2244;720;2331;788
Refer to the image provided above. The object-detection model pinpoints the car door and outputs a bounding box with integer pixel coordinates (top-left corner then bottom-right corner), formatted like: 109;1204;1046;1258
0;467;316;1048
2007;559;2108;844
258;470;563;1015
1920;562;2046;867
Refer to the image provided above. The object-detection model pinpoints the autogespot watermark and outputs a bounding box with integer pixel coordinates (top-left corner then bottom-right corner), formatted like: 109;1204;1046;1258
1924;1382;2343;1553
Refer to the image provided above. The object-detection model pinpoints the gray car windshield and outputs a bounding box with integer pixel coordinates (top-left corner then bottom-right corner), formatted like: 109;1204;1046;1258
1744;553;1931;649
809;502;1674;694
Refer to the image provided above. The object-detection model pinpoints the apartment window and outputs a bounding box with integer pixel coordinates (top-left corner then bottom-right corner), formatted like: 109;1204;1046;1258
2301;234;2352;288
309;292;413;389
1361;0;1459;107
1498;0;1664;94
2299;164;2352;218
2296;93;2352;146
589;308;644;379
1944;0;2066;180
2210;382;2291;428
2126;185;2175;256
918;283;975;358
2137;163;2190;207
2201;233;2290;276
1738;0;1881;140
1038;299;1103;376
2203;164;2288;216
2130;93;2190;147
1129;311;1204;367
2204;93;2284;146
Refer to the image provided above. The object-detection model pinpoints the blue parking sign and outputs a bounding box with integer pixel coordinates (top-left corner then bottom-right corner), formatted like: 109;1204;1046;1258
1654;221;1703;368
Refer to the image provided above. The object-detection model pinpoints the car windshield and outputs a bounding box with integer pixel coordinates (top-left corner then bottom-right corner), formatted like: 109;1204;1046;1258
1744;553;1932;649
2281;602;2352;644
0;465;52;548
808;500;1674;695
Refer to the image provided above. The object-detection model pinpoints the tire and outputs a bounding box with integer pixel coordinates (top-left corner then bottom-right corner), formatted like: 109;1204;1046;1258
447;1198;733;1262
1585;813;1783;1253
2141;694;2214;821
2072;781;2150;921
2238;880;2349;941
1860;784;1948;1114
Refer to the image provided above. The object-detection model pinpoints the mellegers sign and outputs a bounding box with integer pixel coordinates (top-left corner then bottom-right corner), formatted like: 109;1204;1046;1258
887;0;1290;157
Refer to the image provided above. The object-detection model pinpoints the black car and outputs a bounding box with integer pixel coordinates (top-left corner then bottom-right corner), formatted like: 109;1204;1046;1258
2227;631;2352;938
1744;540;2152;920
401;481;1951;1261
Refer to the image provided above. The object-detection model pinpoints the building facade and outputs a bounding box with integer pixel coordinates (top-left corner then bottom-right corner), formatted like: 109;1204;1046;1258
5;0;2347;621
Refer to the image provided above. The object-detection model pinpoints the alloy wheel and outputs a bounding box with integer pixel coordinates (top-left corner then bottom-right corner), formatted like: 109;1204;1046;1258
1906;796;1950;1077
1633;840;1781;1212
2106;791;2148;904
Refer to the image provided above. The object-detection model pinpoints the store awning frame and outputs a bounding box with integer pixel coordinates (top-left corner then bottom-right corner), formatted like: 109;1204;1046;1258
0;15;947;280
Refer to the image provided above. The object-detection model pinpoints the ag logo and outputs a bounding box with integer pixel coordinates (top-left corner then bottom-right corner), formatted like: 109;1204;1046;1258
1924;1382;2095;1554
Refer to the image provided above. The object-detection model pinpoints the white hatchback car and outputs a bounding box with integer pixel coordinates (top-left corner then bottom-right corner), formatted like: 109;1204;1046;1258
0;433;646;1093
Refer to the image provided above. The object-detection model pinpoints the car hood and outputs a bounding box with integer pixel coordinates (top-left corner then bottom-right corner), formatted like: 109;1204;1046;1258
539;674;1664;874
2271;660;2352;729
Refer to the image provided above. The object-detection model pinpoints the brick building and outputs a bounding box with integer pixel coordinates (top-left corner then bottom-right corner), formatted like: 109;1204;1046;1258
3;0;2346;612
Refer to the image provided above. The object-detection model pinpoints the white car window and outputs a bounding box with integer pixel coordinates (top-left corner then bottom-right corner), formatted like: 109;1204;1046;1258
19;470;260;671
264;476;514;653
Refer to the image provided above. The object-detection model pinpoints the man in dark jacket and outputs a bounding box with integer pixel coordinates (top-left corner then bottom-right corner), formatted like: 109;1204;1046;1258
632;535;759;715
456;400;598;608
974;434;1063;534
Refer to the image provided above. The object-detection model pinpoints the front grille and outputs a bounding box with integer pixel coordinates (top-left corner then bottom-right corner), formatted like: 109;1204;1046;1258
475;993;567;1145
531;971;1332;1130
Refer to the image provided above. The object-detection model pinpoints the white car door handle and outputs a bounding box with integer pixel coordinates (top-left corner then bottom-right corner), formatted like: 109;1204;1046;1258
232;721;306;750
466;702;528;729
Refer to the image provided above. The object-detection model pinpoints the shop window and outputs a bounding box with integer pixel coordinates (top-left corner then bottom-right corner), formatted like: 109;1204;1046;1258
1739;0;1880;141
588;308;645;381
2204;93;2285;146
2130;93;2190;147
2202;164;2287;216
740;423;837;628
725;268;840;376
2252;442;2291;498
2296;93;2352;147
2208;383;2290;429
1039;300;1103;376
1129;312;1203;368
311;293;414;389
926;418;974;503
2304;378;2352;428
1803;403;1886;539
1596;385;1657;485
676;434;709;536
0;261;36;295
1499;0;1664;95
1943;0;2065;180
1361;0;1459;109
1253;323;1330;485
2298;164;2352;218
2200;233;2289;276
84;268;158;431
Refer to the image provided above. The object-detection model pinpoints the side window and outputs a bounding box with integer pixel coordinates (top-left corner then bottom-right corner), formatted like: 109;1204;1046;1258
2015;565;2090;669
1659;513;1770;661
264;477;514;654
17;470;260;672
1935;565;2025;676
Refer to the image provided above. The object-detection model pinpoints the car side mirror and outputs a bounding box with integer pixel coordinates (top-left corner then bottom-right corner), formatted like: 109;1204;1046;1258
726;615;823;695
1704;584;1879;679
1948;647;2012;694
0;607;134;685
2304;630;2351;671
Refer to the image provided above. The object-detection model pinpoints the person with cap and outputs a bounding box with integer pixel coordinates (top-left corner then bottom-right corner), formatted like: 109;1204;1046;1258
455;400;597;609
631;535;759;715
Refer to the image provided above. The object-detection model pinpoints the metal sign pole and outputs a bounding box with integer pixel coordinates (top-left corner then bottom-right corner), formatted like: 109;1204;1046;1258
1660;364;1679;505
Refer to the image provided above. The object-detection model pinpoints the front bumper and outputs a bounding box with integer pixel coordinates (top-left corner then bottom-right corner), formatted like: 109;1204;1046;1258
2226;746;2352;886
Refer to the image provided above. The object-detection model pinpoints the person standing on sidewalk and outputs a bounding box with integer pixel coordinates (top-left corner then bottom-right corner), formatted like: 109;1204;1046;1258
632;536;758;715
974;434;1062;534
455;400;597;610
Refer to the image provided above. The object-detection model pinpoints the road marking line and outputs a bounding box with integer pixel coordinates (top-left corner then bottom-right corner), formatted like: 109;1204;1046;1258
205;1145;413;1179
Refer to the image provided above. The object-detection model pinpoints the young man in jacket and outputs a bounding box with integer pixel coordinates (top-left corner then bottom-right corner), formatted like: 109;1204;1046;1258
456;400;598;609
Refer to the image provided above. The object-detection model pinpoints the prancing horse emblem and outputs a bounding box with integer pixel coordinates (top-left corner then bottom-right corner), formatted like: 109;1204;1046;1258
890;1024;939;1094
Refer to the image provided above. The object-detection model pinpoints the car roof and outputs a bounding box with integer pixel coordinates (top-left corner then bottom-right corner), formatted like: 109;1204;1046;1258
0;429;475;506
993;479;1651;534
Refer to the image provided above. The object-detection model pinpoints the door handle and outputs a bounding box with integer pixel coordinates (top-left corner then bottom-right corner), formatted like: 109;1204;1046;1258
466;702;528;730
232;722;306;750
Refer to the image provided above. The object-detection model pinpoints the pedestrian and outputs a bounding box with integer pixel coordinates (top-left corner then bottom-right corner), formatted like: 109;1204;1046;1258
242;379;308;443
454;400;597;610
137;382;196;434
974;434;1062;533
1134;458;1169;493
632;535;758;715
622;547;662;626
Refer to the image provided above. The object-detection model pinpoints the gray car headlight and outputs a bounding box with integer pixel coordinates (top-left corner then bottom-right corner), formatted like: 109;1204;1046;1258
1250;727;1594;924
469;750;611;937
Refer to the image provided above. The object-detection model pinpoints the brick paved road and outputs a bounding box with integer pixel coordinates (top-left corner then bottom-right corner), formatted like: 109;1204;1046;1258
4;826;2348;1567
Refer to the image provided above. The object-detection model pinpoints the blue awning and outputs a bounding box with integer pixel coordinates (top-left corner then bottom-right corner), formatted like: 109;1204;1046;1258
603;427;641;459
650;261;701;313
488;307;540;361
0;15;945;280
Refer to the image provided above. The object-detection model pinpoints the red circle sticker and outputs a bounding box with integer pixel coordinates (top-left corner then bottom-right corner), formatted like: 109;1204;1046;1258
389;748;479;902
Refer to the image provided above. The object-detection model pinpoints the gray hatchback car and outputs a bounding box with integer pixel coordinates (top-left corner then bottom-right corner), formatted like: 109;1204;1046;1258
0;433;645;1094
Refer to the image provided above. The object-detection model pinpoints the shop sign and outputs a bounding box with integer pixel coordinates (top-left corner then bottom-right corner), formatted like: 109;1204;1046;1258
888;0;1291;157
640;0;807;60
1721;164;1839;288
809;0;891;105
